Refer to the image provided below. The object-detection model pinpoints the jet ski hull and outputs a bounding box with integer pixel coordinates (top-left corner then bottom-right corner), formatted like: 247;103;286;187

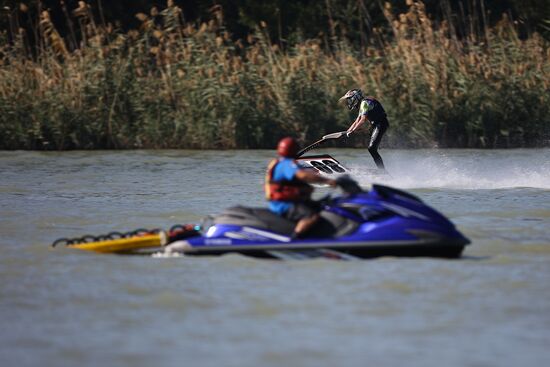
296;154;391;184
165;237;467;259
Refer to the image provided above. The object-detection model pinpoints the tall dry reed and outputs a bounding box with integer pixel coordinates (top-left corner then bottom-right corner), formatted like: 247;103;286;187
0;1;548;149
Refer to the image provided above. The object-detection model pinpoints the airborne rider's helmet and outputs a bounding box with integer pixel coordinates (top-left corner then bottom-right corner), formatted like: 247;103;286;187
277;137;300;158
339;89;364;111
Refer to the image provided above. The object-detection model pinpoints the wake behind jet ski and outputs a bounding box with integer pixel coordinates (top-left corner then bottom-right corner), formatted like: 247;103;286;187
163;175;470;259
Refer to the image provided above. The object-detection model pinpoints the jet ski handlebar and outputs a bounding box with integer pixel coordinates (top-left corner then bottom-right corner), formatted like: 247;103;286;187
335;175;363;195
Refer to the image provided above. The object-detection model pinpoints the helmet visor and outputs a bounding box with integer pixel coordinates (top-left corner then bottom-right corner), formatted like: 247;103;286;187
339;90;360;110
346;98;355;110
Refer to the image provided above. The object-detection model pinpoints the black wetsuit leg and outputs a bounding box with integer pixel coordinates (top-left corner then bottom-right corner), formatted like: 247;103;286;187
368;118;389;170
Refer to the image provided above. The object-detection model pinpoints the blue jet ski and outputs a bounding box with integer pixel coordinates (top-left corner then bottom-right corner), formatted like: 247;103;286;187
163;176;470;259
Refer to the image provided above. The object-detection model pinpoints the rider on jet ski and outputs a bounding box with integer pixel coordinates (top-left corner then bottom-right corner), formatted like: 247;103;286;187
266;137;337;238
339;89;389;170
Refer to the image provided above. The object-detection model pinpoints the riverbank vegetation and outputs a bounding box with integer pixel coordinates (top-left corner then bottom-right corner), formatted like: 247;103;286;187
0;1;548;149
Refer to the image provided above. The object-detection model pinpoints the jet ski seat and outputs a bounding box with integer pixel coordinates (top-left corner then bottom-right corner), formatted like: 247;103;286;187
214;206;296;235
214;206;361;238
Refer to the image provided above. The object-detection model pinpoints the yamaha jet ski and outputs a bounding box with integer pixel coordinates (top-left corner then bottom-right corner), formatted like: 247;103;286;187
162;176;470;259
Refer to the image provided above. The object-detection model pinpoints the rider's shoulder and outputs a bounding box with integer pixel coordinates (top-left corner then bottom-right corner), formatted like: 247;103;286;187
278;157;298;169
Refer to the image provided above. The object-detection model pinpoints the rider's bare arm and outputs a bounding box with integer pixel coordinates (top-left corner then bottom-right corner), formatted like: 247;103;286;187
347;115;369;135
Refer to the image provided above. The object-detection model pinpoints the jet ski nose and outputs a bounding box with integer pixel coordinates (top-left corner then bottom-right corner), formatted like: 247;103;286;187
164;240;192;254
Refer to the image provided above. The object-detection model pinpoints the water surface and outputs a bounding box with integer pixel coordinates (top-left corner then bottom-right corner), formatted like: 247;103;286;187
1;149;549;367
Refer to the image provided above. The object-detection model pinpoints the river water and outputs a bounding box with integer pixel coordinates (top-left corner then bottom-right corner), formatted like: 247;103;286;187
1;149;549;367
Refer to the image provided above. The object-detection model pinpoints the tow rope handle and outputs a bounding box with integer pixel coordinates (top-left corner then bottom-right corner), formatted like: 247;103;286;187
297;131;347;157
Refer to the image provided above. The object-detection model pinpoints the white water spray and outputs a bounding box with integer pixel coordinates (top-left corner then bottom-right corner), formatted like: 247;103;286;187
346;149;550;190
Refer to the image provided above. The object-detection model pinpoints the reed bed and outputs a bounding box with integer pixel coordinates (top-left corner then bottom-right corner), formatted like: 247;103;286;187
0;1;548;149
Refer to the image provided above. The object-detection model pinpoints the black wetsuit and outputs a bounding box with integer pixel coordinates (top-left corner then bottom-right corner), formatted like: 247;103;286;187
360;97;389;170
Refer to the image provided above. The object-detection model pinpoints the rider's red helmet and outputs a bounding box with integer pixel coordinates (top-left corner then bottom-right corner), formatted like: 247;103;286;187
277;137;299;158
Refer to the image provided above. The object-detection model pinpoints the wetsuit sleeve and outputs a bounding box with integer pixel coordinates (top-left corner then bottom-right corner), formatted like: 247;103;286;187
358;100;374;117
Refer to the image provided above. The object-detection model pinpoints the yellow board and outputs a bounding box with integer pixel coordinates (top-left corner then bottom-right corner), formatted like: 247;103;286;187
69;232;167;254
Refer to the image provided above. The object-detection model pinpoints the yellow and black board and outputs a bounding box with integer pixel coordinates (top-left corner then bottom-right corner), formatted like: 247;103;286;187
69;232;167;254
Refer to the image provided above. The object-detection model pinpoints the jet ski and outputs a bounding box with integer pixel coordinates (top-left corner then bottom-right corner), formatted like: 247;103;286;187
162;176;470;259
296;153;390;181
295;131;390;180
296;154;348;175
294;131;351;178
